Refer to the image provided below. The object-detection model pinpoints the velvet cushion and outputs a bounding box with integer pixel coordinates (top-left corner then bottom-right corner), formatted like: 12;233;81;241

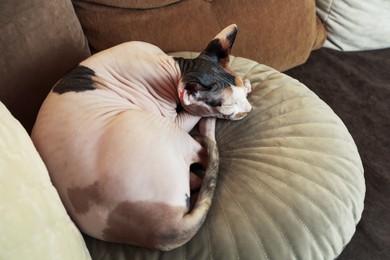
0;0;90;133
285;47;390;259
72;0;326;71
316;0;390;51
84;53;365;259
0;102;91;260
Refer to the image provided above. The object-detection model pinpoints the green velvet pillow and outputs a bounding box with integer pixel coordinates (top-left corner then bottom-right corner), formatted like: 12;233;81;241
0;102;91;260
84;53;365;259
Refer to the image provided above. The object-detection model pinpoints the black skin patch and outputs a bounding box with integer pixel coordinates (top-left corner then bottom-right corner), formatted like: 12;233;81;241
52;65;96;94
174;55;235;107
175;55;235;89
203;39;230;62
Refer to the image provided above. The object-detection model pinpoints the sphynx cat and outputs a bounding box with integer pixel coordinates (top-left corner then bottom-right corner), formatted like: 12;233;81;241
32;24;252;251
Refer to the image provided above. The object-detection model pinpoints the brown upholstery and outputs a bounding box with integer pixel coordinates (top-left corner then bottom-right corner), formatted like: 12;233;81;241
73;0;326;72
0;0;90;132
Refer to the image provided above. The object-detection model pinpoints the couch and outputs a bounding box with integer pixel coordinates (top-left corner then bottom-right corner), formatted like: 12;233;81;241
1;0;389;259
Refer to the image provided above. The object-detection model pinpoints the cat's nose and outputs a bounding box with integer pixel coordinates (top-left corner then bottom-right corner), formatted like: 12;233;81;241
233;112;248;120
231;100;251;120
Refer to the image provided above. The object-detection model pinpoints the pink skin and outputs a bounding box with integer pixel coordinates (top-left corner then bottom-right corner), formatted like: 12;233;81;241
31;39;251;248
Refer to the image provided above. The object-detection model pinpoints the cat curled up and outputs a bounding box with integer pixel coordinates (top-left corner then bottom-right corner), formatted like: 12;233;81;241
32;24;252;251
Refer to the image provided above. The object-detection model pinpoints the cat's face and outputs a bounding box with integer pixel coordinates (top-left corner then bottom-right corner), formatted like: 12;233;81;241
176;24;252;120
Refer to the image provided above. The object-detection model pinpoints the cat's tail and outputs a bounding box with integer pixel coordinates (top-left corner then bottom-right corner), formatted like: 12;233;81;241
183;134;219;228
156;135;219;251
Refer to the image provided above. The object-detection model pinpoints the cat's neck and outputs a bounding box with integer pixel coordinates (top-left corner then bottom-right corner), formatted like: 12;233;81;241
173;57;196;76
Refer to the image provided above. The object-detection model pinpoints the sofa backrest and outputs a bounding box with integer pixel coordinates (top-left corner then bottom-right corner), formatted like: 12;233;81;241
72;0;326;72
0;0;90;133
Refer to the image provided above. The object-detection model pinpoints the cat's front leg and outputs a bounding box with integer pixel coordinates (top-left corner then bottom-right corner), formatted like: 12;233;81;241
175;111;201;132
199;117;216;143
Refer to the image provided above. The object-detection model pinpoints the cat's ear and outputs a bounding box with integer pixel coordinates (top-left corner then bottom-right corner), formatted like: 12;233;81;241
202;24;238;67
179;82;207;106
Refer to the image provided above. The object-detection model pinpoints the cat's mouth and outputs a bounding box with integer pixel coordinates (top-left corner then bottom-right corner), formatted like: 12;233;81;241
234;112;249;120
221;112;249;120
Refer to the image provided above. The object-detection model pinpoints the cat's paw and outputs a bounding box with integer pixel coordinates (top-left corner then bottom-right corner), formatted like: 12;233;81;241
244;79;252;95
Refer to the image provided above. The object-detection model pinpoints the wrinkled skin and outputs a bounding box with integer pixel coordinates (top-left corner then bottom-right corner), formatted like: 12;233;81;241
31;24;251;250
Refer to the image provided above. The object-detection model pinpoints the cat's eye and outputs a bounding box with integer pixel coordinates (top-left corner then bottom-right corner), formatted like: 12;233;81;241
221;103;234;108
206;99;222;107
206;82;218;90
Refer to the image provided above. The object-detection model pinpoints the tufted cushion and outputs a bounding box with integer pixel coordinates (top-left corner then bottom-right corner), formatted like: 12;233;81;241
0;102;91;260
84;53;365;259
72;0;326;71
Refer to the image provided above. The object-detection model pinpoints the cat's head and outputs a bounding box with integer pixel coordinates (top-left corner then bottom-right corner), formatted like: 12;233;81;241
175;24;252;121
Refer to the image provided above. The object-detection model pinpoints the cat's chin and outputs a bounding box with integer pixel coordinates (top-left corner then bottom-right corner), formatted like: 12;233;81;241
218;112;249;121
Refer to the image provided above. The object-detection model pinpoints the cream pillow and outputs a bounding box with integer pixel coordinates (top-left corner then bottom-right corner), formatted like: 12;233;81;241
0;102;91;260
317;0;390;50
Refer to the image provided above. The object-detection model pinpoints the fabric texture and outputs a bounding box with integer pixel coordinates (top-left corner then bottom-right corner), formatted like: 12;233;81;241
0;0;90;133
84;52;365;259
286;47;390;259
0;102;91;260
72;0;326;71
316;0;390;51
